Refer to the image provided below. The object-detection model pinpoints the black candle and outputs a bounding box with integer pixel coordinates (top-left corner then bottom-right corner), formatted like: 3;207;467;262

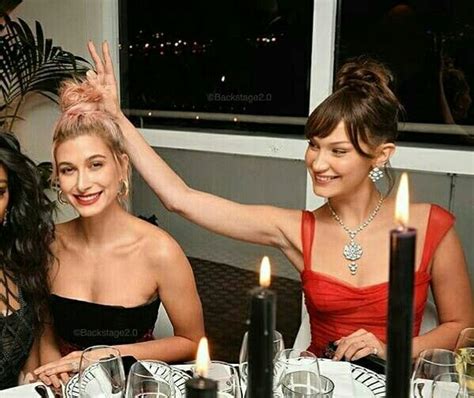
185;337;218;398
185;377;217;398
386;173;417;398
247;256;276;398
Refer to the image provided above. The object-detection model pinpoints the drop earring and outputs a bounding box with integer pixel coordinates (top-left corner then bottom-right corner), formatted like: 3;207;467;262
368;166;384;182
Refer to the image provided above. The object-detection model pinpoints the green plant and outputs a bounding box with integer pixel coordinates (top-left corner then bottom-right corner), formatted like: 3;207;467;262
0;15;91;133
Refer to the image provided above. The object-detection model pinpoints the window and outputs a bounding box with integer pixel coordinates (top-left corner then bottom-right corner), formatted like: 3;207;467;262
336;0;474;145
119;0;313;131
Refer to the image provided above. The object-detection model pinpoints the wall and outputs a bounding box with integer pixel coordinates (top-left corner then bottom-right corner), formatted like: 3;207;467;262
10;0;474;285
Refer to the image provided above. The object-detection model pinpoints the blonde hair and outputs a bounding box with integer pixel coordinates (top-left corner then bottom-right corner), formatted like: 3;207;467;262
52;79;131;209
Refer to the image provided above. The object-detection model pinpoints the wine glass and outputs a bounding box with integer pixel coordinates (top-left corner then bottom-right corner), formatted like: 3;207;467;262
432;372;474;398
193;360;239;397
125;360;174;398
239;330;284;386
455;328;474;395
411;349;456;398
78;345;126;398
274;349;321;397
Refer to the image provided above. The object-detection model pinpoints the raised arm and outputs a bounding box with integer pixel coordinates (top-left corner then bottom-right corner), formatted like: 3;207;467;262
86;41;299;250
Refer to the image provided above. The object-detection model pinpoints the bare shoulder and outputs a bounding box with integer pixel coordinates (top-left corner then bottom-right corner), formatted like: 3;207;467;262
132;217;186;266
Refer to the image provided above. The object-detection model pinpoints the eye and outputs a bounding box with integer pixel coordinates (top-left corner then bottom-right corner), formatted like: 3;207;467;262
332;148;348;156
90;162;103;170
0;188;7;197
307;140;319;149
59;167;74;175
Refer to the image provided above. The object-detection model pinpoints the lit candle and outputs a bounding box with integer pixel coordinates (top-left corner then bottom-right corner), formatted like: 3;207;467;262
186;337;218;398
247;256;276;398
386;173;417;398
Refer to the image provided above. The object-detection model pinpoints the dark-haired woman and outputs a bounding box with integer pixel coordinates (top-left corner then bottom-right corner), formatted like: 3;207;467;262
0;132;54;389
89;42;473;361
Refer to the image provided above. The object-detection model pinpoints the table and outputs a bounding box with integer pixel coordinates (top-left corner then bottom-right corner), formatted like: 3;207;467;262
0;360;386;397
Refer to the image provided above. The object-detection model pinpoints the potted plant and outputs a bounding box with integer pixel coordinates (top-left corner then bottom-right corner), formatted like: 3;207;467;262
0;14;91;133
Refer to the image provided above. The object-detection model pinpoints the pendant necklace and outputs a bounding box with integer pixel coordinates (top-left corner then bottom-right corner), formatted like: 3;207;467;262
327;192;384;275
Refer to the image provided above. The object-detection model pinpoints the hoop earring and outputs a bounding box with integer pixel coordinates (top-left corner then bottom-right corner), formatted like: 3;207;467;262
57;189;69;205
118;179;129;197
1;208;8;227
368;166;384;182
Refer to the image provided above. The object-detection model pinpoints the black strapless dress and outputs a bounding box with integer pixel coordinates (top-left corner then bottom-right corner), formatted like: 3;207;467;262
49;294;161;356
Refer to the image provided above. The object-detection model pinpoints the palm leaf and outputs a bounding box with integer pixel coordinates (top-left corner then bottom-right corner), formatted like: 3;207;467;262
0;16;91;132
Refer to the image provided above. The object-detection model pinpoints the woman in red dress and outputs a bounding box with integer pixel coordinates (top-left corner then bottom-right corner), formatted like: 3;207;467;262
86;42;473;362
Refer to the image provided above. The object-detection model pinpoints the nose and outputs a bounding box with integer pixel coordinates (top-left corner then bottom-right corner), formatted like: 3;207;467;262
76;170;92;192
310;151;329;173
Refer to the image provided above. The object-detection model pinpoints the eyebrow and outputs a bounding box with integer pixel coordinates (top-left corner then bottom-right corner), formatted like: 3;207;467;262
57;154;107;167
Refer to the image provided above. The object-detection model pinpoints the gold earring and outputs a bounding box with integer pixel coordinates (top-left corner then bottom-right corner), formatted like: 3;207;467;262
118;179;129;197
57;189;69;205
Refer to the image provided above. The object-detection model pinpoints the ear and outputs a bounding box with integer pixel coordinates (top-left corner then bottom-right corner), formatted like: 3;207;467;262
119;153;130;178
373;143;395;167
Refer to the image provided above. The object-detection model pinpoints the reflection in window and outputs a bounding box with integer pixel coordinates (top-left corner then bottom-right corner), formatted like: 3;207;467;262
119;0;313;126
336;0;473;144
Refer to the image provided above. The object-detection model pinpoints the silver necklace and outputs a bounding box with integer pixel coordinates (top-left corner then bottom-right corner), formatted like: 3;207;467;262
327;192;384;275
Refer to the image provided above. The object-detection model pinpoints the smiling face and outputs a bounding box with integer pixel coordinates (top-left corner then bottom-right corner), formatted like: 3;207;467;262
55;134;128;218
0;165;9;222
305;121;380;199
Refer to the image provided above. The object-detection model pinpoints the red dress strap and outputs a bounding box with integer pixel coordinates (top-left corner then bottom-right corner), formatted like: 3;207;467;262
419;204;455;273
301;210;316;270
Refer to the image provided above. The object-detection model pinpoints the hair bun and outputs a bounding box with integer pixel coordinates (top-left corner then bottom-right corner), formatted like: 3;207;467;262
334;58;393;94
59;79;103;114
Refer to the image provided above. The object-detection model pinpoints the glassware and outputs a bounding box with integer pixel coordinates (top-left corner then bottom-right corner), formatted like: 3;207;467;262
192;361;239;397
274;349;321;397
432;372;474;398
125;360;174;398
238;330;284;386
455;328;474;394
78;345;126;398
411;349;456;398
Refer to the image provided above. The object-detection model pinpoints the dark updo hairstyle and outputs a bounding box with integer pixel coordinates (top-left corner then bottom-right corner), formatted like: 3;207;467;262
305;58;403;191
0;132;54;333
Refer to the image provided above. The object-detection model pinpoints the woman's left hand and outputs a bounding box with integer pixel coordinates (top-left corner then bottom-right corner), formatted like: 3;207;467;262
333;329;386;361
33;350;82;384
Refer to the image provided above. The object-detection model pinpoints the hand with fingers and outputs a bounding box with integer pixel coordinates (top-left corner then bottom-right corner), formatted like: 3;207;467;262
86;41;122;119
33;350;83;389
333;328;386;361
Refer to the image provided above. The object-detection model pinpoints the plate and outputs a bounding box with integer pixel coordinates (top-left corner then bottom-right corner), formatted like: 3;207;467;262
351;362;386;397
65;362;191;397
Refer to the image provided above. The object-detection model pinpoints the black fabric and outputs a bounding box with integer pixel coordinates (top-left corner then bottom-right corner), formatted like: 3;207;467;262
50;294;160;349
0;285;34;390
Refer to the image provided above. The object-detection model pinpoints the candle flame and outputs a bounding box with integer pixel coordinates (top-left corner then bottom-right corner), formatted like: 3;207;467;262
395;173;410;227
259;256;271;288
195;337;210;377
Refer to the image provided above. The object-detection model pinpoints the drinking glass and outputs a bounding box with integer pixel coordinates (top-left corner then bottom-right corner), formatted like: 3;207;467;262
411;349;456;398
193;361;239;397
78;345;126;398
432;372;474;398
455;328;474;395
125;360;174;398
274;349;321;397
239;330;284;386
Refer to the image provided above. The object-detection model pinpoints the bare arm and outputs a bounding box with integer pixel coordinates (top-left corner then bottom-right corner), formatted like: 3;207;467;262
115;234;204;362
18;338;40;384
412;227;474;357
87;41;298;250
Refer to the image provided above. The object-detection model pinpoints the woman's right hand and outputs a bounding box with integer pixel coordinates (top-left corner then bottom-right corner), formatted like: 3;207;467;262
86;41;123;119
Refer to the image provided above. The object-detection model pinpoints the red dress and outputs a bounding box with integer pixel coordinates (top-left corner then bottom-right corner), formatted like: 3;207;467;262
300;204;454;357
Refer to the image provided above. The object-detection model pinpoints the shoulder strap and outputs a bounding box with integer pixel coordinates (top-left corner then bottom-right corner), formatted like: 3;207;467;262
419;204;455;273
301;210;316;270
